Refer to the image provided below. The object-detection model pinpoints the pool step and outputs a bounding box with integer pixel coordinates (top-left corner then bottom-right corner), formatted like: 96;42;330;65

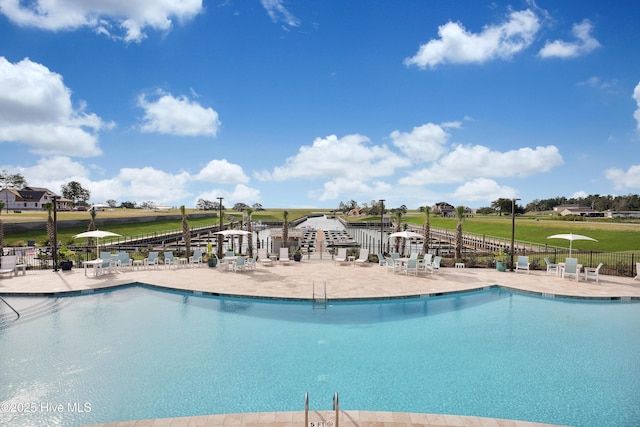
0;297;73;326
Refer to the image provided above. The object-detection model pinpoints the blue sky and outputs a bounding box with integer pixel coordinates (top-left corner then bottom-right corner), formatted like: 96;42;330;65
1;0;639;210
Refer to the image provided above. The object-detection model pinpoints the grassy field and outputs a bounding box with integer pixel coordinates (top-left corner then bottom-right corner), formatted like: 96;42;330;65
2;208;639;252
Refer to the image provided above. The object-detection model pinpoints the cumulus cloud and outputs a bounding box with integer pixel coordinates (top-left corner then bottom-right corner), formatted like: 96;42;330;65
257;134;410;181
399;145;563;184
605;165;640;190
0;57;110;157
137;91;221;137
451;178;517;202
404;9;540;69
260;0;299;27
390;122;458;162
312;178;392;202
195;184;261;206
194;159;249;184
538;19;600;59
634;82;640;130
0;0;203;43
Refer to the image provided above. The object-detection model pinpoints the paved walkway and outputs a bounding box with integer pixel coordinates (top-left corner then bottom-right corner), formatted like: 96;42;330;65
2;259;639;427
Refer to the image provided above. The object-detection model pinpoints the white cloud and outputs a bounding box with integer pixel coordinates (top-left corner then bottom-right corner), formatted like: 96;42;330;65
313;178;392;202
260;0;299;27
399;145;563;184
195;184;261;206
137;91;221;137
20;156;89;182
257;134;410;181
390;122;457;162
0;0;203;43
605;165;640;190
194;159;249;184
451;178;517;202
404;9;540;69
633;82;640;130
538;19;600;59
0;57;109;157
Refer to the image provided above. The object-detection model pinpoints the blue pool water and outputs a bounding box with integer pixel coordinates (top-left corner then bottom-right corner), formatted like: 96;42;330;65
1;286;639;427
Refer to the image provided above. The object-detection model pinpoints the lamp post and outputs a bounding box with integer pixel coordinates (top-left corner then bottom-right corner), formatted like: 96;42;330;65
217;197;224;258
379;199;385;254
52;196;59;272
510;197;521;271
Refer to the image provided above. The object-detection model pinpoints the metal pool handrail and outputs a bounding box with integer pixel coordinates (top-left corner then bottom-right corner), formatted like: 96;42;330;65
0;296;20;320
333;391;339;427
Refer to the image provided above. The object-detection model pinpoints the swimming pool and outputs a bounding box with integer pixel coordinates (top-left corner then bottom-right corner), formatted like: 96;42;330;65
1;286;639;427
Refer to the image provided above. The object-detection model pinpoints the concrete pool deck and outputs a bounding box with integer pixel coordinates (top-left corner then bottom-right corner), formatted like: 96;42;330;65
2;258;639;427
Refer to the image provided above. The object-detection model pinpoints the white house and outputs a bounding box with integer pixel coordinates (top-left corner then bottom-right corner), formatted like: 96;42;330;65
0;187;72;211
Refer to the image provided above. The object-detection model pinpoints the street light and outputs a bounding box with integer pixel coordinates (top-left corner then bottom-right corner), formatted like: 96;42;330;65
217;197;224;258
510;197;521;271
52;196;59;272
379;199;385;254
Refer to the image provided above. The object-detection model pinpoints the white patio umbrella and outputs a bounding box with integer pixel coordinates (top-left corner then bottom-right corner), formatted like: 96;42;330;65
213;230;251;236
73;230;122;253
547;233;598;256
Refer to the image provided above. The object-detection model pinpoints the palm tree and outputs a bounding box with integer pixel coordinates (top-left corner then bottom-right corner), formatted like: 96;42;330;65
393;211;403;253
400;223;408;255
87;209;97;251
245;207;254;257
180;205;191;258
455;205;465;260
422;206;431;255
282;210;289;251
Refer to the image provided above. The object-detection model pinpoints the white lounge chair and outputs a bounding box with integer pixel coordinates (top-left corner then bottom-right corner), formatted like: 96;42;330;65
403;257;418;276
233;256;246;272
163;251;175;269
354;249;369;266
418;254;433;273
189;250;203;267
425;256;441;274
279;248;291;265
258;249;273;266
544;257;558;276
0;255;18;278
116;252;133;271
385;257;400;273
562;258;579;281
515;256;530;274
584;263;603;282
334;248;348;265
144;251;159;269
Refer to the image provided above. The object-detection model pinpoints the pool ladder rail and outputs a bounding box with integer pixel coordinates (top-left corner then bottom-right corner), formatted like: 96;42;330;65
312;280;327;309
304;392;339;427
0;296;20;321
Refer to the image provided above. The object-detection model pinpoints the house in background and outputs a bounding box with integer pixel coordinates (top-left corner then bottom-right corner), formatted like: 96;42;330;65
0;187;72;211
432;202;456;217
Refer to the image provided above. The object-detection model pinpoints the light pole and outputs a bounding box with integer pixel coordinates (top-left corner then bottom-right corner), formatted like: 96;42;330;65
379;199;385;254
52;196;59;272
217;197;224;258
510;197;521;271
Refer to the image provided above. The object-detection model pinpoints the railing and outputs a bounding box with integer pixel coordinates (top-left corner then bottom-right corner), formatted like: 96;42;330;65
304;392;309;427
0;296;20;320
333;392;339;427
312;280;327;309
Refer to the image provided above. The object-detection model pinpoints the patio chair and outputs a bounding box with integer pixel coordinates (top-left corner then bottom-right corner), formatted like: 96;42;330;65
116;252;133;271
385;257;400;273
403;257;418;276
189;250;203;267
144;251;159;269
245;255;257;270
635;263;640;281
562;257;579;281
279;248;291;265
0;255;18;278
515;256;530;274
390;253;400;262
425;256;441;274
163;251;175;269
258;249;273;266
233;256;246;272
97;252;117;275
584;263;603;282
334;248;347;265
376;253;385;266
409;253;418;260
544;257;558;276
418;254;433;273
355;249;369;266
